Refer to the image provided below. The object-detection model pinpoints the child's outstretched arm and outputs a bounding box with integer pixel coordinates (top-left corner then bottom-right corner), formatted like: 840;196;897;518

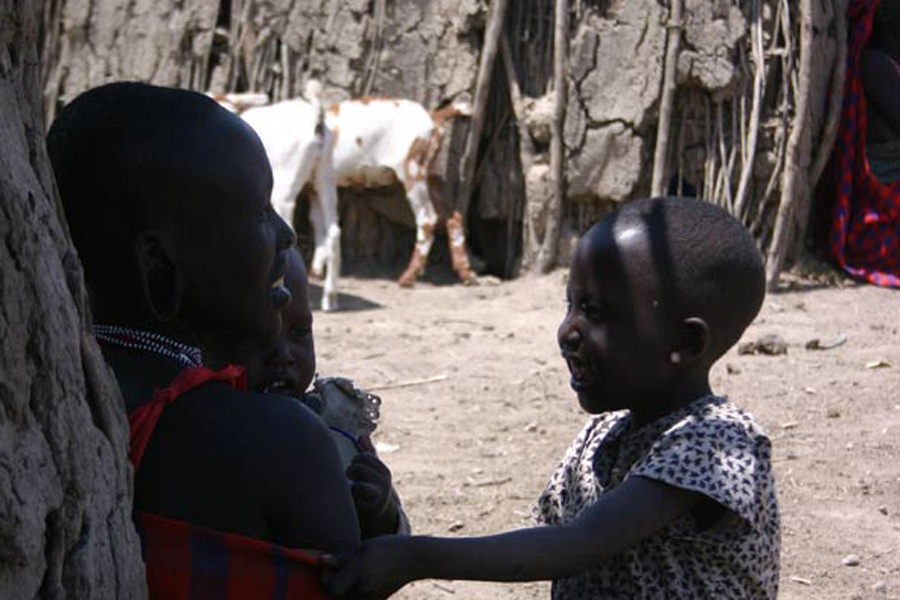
324;475;708;599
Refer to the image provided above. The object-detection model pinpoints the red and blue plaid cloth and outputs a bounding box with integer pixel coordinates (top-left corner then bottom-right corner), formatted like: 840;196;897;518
131;365;328;599
138;512;326;600
828;0;900;287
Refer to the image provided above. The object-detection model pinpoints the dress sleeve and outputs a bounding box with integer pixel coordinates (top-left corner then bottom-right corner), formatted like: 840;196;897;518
628;413;773;530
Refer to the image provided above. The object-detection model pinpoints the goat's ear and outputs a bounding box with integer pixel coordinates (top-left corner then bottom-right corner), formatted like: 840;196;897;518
669;317;709;368
135;230;183;323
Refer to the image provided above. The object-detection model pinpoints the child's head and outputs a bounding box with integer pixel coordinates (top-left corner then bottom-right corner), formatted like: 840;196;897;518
254;247;317;396
48;82;295;345
558;197;764;417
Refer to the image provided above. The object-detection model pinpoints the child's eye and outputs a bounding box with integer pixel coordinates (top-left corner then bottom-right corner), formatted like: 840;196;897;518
580;302;607;320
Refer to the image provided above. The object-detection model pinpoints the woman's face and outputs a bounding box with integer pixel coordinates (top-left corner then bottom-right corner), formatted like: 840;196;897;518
173;111;296;346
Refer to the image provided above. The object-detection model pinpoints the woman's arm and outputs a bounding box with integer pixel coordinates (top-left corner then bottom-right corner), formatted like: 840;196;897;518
325;476;705;599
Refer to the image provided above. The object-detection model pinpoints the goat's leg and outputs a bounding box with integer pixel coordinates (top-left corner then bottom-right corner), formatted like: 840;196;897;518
315;163;341;311
399;181;437;287
445;210;476;284
308;193;329;279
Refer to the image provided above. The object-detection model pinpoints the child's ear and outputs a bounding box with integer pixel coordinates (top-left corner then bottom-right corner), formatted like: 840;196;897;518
669;317;709;367
135;231;183;323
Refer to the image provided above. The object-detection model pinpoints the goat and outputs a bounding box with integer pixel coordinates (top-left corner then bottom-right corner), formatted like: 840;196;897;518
318;97;475;291
212;87;474;311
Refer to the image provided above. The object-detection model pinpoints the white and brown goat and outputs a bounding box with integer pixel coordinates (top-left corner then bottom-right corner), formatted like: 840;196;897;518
213;87;474;311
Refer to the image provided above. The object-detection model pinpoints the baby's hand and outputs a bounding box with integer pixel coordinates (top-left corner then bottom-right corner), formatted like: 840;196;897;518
322;535;411;599
347;451;399;538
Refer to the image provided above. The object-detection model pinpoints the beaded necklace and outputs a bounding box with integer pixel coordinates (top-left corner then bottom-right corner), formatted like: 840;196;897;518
94;325;203;368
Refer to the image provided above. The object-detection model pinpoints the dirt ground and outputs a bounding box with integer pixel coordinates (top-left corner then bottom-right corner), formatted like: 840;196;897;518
310;265;900;600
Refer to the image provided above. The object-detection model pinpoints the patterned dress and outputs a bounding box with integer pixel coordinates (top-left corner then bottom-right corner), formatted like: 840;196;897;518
534;396;780;599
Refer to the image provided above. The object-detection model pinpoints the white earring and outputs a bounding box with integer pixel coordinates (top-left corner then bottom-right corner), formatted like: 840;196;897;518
670;352;681;365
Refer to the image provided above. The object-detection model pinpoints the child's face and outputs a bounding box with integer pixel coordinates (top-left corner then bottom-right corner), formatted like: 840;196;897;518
558;223;676;415
257;250;316;396
173;111;295;345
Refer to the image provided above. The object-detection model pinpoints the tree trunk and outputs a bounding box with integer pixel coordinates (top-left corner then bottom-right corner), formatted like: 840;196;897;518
535;0;568;273
0;1;146;597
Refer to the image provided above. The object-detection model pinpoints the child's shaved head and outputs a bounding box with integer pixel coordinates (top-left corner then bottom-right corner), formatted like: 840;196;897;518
591;197;765;361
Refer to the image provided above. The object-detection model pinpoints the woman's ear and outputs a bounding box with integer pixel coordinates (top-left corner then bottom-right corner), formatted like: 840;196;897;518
669;317;709;367
135;231;183;323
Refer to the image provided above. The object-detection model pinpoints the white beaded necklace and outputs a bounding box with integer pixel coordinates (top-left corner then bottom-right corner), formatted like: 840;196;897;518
94;325;203;368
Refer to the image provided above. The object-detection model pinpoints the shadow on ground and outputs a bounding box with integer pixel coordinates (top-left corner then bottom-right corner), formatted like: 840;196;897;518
308;282;383;312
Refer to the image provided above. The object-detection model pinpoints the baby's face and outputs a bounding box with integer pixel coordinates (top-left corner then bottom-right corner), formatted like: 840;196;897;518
257;251;316;396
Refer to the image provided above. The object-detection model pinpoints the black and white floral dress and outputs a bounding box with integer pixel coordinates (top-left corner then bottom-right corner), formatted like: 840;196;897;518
534;395;780;599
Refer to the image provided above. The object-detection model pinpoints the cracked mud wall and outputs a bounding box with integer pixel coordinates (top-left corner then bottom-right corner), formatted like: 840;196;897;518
42;0;798;276
2;1;146;597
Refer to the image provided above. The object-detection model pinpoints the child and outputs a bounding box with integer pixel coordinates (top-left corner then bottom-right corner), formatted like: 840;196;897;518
324;197;780;599
229;247;411;539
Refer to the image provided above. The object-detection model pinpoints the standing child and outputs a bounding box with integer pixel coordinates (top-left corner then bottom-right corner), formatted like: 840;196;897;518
324;196;780;599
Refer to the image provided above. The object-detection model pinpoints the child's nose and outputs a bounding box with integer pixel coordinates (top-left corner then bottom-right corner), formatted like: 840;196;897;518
266;343;295;367
557;321;582;353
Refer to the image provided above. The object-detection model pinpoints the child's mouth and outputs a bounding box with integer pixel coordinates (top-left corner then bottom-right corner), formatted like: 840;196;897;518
263;377;295;395
564;355;589;389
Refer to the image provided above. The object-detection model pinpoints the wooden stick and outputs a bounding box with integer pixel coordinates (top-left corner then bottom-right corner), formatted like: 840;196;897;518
767;0;818;290
535;0;568;273
810;0;848;186
734;0;766;220
651;0;684;197
456;0;510;223
367;374;449;392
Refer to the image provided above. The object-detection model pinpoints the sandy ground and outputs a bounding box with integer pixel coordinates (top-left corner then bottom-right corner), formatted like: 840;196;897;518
310;267;900;600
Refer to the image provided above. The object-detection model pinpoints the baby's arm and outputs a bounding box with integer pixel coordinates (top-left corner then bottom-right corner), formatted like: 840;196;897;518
325;475;705;598
347;452;403;538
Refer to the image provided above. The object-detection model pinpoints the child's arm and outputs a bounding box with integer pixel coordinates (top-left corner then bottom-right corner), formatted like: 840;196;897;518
324;475;707;599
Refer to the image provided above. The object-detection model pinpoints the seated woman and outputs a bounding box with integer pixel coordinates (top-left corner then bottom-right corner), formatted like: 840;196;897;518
47;82;359;598
863;0;900;183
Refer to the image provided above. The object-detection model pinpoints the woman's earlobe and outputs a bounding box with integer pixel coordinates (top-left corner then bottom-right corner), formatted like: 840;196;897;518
135;231;183;322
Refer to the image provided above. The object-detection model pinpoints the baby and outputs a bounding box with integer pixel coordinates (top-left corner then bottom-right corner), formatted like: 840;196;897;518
232;248;410;539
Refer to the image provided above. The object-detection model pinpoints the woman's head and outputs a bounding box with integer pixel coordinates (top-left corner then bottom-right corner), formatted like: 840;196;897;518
49;82;295;345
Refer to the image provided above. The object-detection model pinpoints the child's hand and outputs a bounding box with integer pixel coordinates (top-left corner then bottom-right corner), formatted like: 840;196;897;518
347;451;399;538
322;535;411;599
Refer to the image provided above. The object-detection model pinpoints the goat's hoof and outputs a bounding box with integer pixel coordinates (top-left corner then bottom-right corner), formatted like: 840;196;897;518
397;272;418;287
459;272;478;286
321;293;339;312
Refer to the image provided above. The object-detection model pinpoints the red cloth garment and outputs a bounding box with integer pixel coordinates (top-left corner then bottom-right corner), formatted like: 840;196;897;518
130;365;328;600
828;0;900;287
129;364;247;468
138;513;325;600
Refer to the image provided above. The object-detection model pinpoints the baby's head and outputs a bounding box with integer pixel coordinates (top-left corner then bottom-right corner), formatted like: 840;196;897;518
254;247;316;396
558;197;764;416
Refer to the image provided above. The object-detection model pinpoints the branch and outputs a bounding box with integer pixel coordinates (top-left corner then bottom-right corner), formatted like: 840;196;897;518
651;0;684;197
